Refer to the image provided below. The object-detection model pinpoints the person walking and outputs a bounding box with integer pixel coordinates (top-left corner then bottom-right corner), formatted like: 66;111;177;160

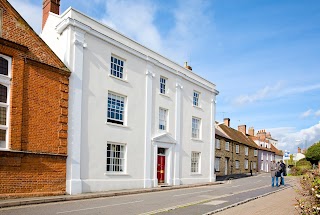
270;160;278;187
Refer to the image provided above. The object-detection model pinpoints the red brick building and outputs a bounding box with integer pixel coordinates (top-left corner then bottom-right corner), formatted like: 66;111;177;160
0;0;70;198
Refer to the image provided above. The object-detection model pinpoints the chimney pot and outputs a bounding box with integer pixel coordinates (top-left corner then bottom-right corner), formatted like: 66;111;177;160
42;0;60;29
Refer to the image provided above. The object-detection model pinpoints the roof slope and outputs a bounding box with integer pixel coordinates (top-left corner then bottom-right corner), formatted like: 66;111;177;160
219;124;259;149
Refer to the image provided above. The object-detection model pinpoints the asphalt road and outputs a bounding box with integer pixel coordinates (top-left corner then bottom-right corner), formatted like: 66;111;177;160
0;173;291;215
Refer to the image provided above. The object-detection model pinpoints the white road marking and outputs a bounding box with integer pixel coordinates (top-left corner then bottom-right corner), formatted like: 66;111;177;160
56;200;143;214
203;200;227;205
231;185;240;188
173;189;215;197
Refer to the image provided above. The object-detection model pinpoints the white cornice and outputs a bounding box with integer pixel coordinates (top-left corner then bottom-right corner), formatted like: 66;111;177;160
55;17;218;94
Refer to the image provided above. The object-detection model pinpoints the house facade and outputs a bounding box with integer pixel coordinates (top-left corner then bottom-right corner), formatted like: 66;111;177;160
214;118;259;177
0;0;70;198
41;1;219;194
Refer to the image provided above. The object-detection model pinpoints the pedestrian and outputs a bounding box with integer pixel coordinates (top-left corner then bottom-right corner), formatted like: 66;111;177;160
270;160;278;187
279;160;286;186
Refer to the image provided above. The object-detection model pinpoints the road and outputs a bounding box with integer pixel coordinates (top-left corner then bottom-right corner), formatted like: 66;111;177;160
0;173;292;215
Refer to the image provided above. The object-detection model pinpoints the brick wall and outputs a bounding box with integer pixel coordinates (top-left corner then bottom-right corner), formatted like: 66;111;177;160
0;0;70;198
215;137;259;177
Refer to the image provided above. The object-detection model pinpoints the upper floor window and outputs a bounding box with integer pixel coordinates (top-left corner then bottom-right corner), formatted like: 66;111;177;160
191;151;200;173
0;54;11;149
261;152;264;160
159;108;168;131
107;92;125;125
106;143;126;172
192;117;201;139
245;146;248;156
235;145;239;153
254;149;258;157
193;91;200;106
225;141;230;151
110;56;124;79
215;139;220;149
266;153;269;160
160;76;167;94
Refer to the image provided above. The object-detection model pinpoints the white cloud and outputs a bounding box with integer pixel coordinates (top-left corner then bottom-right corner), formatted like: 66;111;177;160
315;109;320;117
234;82;282;105
268;123;320;154
100;0;162;52
300;109;313;118
8;0;42;34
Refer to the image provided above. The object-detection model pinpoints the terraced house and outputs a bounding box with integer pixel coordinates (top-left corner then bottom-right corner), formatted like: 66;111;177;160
0;0;70;198
215;118;259;177
41;0;219;194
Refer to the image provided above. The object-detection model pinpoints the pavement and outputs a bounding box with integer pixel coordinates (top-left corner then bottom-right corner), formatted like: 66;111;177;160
0;174;301;214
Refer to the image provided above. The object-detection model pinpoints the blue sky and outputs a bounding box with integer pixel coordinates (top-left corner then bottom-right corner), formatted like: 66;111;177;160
8;0;320;154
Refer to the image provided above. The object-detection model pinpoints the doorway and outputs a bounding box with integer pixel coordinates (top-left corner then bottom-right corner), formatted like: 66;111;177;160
225;158;228;175
157;148;166;184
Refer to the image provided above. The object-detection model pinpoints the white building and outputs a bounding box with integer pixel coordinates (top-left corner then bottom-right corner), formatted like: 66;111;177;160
41;1;219;194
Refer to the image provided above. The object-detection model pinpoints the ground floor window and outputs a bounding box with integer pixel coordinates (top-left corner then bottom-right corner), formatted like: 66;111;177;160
253;162;257;169
106;143;125;172
244;159;248;169
215;157;220;172
235;160;240;169
191;152;200;173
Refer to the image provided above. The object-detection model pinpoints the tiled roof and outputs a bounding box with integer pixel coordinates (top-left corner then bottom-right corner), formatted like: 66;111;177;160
271;144;283;156
249;136;274;152
215;126;231;140
218;124;259;149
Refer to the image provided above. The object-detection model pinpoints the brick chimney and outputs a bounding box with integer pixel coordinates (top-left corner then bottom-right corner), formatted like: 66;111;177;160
257;129;266;140
184;62;192;71
238;125;246;135
224;118;230;127
248;127;254;136
42;0;60;29
298;147;301;153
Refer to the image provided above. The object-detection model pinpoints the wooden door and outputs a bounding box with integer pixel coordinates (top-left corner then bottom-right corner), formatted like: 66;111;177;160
157;155;165;183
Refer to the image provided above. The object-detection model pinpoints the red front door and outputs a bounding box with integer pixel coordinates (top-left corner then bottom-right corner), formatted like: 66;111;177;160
157;155;165;183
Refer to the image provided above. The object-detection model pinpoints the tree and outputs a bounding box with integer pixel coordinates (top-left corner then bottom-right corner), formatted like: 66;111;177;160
305;141;320;164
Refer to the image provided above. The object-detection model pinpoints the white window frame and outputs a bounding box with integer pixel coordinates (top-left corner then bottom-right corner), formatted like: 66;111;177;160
266;153;269;161
261;152;264;160
253;162;257;169
159;108;168;131
107;92;126;125
215;157;220;172
225;141;230;151
110;55;125;79
193;91;200;107
215;138;220;149
254;149;258;157
192;117;201;139
245;146;248;156
191;151;201;173
160;76;167;94
235;145;239;154
0;54;12;149
244;159;249;169
106;142;126;173
235;160;240;169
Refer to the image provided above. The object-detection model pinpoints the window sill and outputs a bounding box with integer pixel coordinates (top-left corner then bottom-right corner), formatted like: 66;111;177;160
106;122;129;129
190;173;202;176
192;105;202;110
216;148;221;150
108;74;128;83
159;93;170;98
191;138;203;142
104;173;130;176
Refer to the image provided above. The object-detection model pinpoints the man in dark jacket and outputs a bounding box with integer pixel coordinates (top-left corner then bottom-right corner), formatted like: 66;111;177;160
279;160;286;186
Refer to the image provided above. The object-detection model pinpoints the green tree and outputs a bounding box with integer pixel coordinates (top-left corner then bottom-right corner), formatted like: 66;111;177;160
305;141;320;164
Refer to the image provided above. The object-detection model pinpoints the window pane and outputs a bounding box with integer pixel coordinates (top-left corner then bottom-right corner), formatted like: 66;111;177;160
0;84;7;103
0;57;8;76
0;106;6;125
110;56;124;79
0;129;6;141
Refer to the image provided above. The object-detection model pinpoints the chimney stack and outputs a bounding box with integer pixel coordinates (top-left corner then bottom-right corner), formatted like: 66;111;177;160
248;127;254;136
238;125;247;135
42;0;60;29
224;118;230;127
298;147;301;153
184;62;192;71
